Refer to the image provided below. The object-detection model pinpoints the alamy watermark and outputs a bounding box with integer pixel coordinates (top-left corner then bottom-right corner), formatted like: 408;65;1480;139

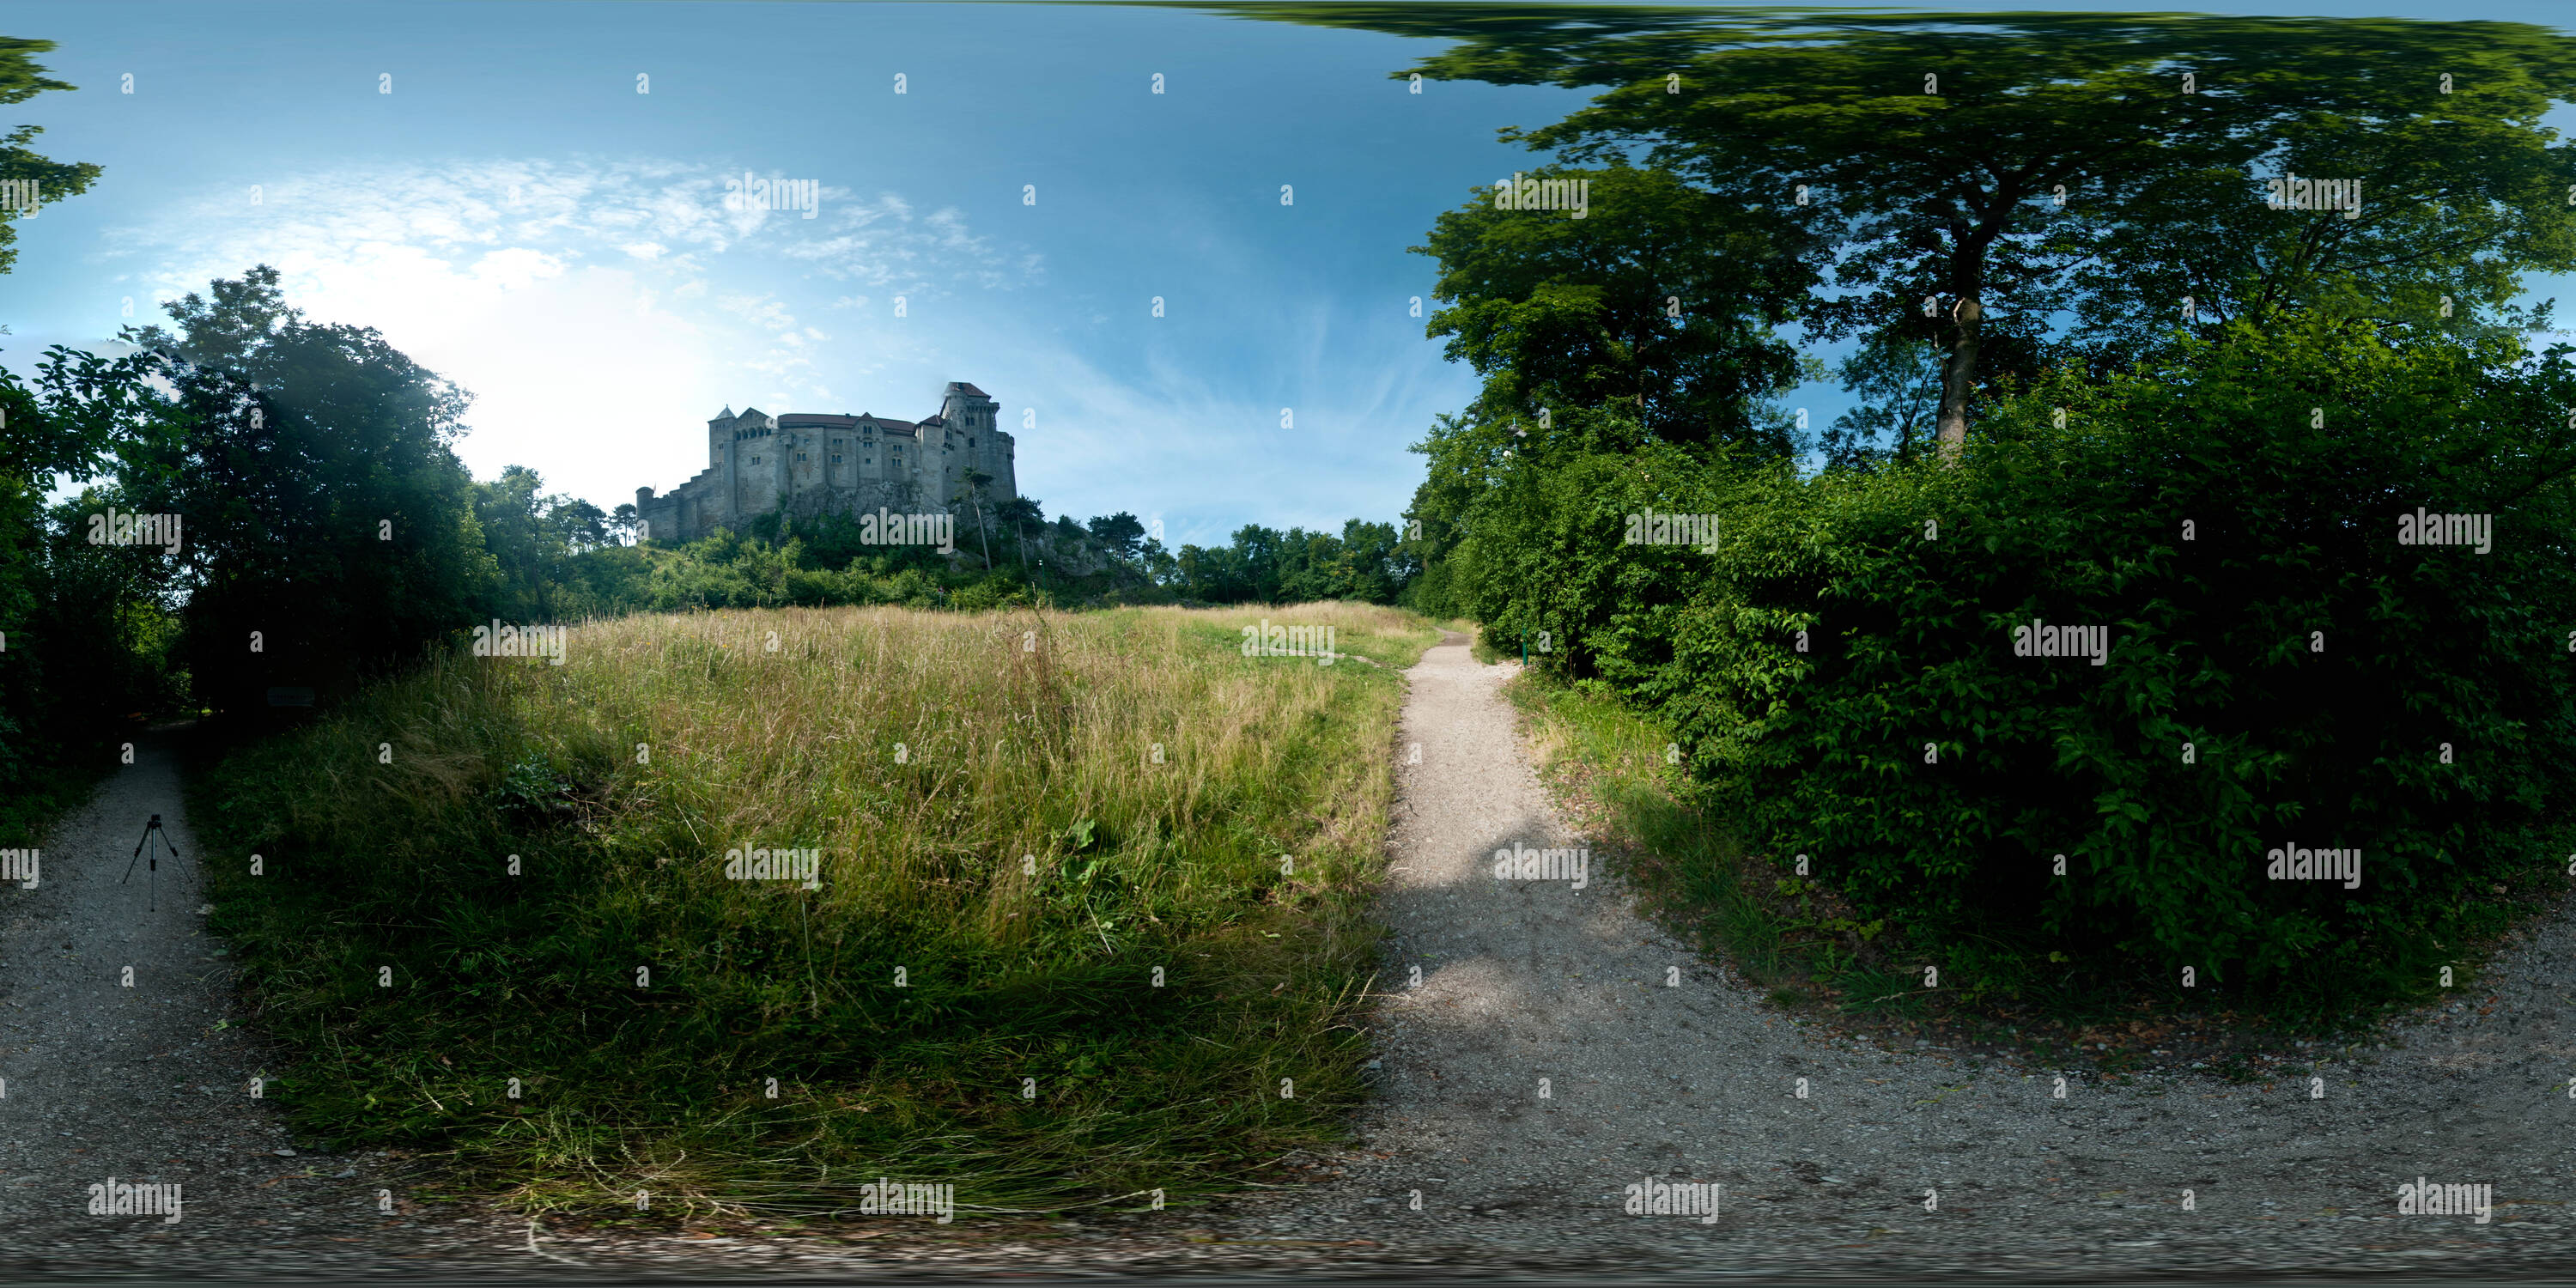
1492;842;1589;890
725;845;820;890
2267;842;2360;889
1623;1176;1721;1224
0;848;36;889
1623;508;1720;554
2397;508;2492;553
471;620;566;665
2397;1177;2492;1224
1241;620;1337;665
88;1177;181;1224
2011;618;2110;665
858;1177;954;1224
0;178;38;218
859;508;956;553
87;507;182;554
2266;173;2362;220
1493;171;1589;219
724;170;819;219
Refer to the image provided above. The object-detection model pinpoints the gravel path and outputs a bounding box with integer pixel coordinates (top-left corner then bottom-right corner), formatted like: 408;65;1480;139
12;652;2576;1279
0;728;556;1276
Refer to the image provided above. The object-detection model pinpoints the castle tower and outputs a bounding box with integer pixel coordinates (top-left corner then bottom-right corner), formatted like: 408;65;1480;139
641;384;1015;544
708;405;734;468
936;382;1012;510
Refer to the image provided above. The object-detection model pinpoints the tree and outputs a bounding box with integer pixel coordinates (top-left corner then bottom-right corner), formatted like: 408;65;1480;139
1248;7;2576;459
116;265;496;715
1137;536;1179;586
1085;511;1147;564
474;465;610;620
0;350;174;800
993;495;1043;569
0;38;101;277
607;502;644;546
1822;331;1941;470
1415;162;1818;455
0;47;123;814
956;468;996;568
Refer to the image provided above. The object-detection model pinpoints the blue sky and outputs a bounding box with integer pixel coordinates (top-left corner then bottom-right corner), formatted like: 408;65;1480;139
4;1;2574;548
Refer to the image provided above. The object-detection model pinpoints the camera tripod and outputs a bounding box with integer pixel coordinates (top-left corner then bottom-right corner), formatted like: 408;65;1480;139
121;813;181;912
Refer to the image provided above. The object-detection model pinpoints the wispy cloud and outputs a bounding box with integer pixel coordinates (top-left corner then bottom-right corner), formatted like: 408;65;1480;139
100;155;1030;307
88;157;1033;507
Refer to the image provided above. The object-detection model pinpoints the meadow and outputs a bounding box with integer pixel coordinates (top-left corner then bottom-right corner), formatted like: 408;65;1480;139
192;601;1443;1218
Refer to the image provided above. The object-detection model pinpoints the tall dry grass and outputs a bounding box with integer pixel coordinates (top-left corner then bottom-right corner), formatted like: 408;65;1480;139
194;601;1443;1218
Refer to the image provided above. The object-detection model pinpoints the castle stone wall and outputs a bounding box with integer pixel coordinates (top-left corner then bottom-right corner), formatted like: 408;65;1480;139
635;381;1017;544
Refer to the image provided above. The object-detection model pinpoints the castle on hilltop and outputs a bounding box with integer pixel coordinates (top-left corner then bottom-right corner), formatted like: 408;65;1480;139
635;381;1018;544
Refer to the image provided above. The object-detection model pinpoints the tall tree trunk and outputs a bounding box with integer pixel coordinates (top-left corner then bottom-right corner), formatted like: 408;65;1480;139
1935;295;1981;465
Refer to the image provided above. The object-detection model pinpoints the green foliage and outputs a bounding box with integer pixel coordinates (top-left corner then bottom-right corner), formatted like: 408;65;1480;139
1413;162;1816;453
1473;321;2576;1014
474;465;609;621
0;356;182;834
115;265;498;714
0;47;125;835
1260;6;2576;450
1084;511;1146;562
0;37;101;277
1169;519;1419;605
1342;8;2576;1016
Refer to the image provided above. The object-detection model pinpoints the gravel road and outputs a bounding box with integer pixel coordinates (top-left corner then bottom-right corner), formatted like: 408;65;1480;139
10;649;2576;1279
0;727;455;1272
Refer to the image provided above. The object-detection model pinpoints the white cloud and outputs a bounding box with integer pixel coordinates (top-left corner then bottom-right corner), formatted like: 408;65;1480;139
94;157;1035;509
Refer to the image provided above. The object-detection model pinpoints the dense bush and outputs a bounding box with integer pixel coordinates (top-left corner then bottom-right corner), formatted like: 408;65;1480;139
1445;321;2576;1009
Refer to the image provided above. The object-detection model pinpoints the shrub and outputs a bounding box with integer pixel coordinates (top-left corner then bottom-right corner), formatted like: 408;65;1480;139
1591;321;2576;1010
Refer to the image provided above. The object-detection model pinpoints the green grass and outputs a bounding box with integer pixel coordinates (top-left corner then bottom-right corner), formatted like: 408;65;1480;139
191;600;1442;1221
1500;665;2552;1068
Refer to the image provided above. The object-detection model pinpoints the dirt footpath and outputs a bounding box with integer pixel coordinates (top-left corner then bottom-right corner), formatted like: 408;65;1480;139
0;728;517;1274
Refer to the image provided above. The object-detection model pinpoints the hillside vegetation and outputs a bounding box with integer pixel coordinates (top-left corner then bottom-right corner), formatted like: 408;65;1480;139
193;601;1441;1217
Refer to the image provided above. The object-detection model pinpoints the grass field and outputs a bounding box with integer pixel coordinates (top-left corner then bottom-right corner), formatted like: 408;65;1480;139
192;601;1442;1220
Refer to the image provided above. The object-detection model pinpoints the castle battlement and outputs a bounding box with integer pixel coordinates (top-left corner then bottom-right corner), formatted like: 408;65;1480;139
635;381;1018;544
